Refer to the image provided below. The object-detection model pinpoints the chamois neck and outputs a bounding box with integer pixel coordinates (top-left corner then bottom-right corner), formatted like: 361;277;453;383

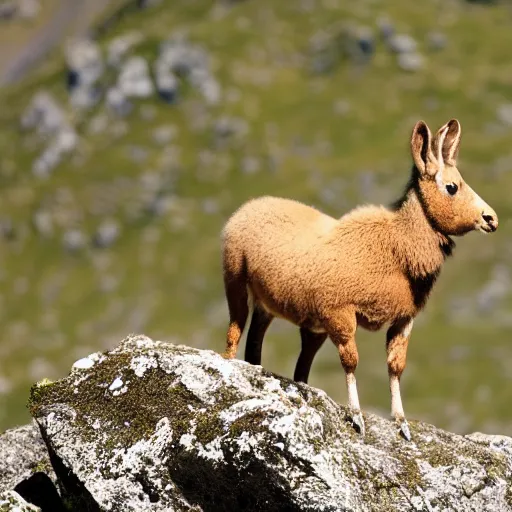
392;185;454;278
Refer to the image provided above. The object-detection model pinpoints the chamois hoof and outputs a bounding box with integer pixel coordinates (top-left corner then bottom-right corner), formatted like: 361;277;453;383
349;411;366;437
398;419;411;441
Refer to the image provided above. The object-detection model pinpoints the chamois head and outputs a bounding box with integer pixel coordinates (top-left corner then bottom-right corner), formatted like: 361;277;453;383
410;119;498;236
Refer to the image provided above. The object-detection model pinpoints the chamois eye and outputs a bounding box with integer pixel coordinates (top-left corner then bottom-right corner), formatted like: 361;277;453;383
446;183;458;196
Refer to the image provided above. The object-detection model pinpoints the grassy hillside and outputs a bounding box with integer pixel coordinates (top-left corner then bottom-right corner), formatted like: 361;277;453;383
0;0;511;434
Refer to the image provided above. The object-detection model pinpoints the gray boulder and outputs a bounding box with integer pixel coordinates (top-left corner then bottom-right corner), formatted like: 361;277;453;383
106;87;133;117
65;39;104;109
397;52;424;72
0;2;17;20
118;56;154;98
29;335;512;511
0;423;53;492
0;491;41;511
21;92;66;136
107;31;144;68
17;0;40;19
0;423;63;511
155;38;219;104
387;33;418;54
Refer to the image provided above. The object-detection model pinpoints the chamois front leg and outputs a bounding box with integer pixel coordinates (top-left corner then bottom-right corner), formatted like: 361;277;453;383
386;318;414;441
325;310;365;436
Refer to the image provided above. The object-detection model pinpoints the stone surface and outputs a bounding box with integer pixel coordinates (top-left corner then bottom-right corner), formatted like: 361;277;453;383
29;335;512;512
0;423;53;492
0;423;64;511
0;491;41;511
118;56;154;98
387;33;418;54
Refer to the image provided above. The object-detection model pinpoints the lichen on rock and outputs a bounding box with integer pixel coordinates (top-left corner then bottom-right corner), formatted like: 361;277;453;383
29;334;512;511
0;490;41;511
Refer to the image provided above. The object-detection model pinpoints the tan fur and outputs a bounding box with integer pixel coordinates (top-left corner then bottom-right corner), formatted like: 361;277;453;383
221;119;498;433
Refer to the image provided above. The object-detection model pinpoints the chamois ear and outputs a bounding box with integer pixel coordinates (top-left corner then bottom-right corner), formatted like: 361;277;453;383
411;120;435;176
434;118;461;166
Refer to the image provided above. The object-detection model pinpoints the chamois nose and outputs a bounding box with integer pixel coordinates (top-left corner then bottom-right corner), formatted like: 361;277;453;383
482;213;498;232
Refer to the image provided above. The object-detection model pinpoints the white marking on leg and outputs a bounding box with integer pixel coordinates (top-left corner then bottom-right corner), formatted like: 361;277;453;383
401;319;414;339
346;372;361;411
390;375;404;420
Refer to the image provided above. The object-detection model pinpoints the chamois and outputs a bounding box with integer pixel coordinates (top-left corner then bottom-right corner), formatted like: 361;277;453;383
221;119;498;440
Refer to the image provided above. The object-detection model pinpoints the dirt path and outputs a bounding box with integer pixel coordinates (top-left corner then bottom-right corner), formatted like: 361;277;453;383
0;0;116;86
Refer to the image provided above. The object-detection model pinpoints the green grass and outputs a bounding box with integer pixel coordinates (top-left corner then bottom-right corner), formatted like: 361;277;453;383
0;0;511;434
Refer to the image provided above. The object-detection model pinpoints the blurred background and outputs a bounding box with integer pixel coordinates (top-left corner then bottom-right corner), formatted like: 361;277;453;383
0;0;510;435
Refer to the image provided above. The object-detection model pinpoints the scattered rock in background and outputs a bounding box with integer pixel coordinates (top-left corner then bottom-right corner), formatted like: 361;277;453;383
241;155;260;175
342;25;375;65
476;264;510;313
92;219;120;248
105;86;132;117
309;30;339;74
0;0;40;21
15;29;223;174
65;39;104;109
213;116;248;147
427;31;447;51
32;127;78;179
21;92;66;136
155;36;221;104
497;104;512;127
0;217;15;240
386;33;424;72
107;31;144;68
21;92;79;178
397;52;424;72
151;124;177;146
387;33;418;54
62;229;87;253
0;2;17;20
154;69;179;103
17;0;40;19
377;16;395;40
126;144;148;164
32;210;53;238
118;56;154;98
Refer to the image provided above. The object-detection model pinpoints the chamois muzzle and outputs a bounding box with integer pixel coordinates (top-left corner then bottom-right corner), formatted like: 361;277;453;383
480;212;498;233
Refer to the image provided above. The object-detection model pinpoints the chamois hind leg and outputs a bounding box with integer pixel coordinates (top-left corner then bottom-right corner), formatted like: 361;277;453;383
244;305;273;365
325;310;364;436
386;318;413;441
222;272;249;360
294;328;327;384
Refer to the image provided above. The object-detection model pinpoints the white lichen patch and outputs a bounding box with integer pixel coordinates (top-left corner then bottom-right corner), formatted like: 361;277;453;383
73;357;96;370
179;433;197;449
196;436;226;463
72;351;105;371
263;376;282;394
109;378;124;391
219;398;278;425
129;354;158;378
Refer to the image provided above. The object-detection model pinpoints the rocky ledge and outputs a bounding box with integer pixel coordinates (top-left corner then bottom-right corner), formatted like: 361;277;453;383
1;334;512;511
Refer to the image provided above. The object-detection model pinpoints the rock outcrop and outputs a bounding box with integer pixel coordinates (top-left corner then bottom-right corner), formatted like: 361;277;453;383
0;423;63;511
0;490;41;511
27;334;512;512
